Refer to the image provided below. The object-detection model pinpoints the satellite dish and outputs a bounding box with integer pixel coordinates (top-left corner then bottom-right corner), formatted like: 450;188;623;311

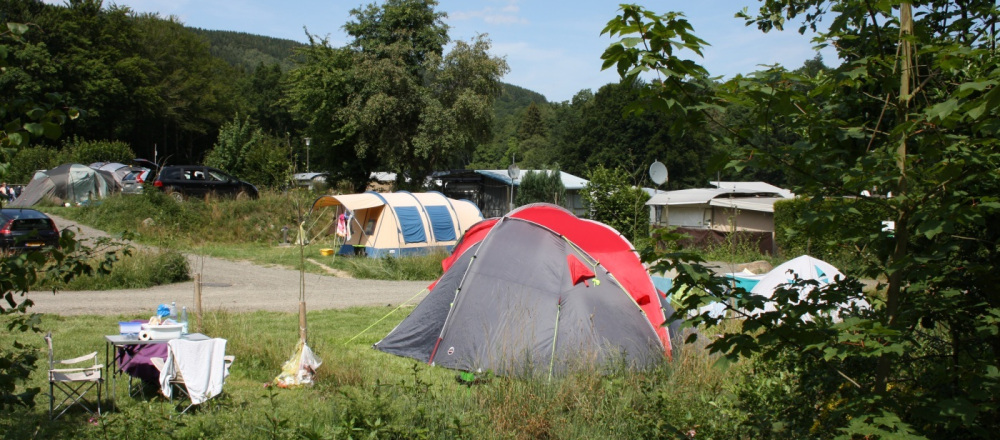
507;163;520;180
649;160;668;186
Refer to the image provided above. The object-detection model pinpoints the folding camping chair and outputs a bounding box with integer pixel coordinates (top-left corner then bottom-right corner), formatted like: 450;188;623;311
151;338;234;413
44;332;103;420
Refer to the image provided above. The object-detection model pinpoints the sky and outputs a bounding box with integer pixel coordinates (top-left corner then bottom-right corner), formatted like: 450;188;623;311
90;0;835;103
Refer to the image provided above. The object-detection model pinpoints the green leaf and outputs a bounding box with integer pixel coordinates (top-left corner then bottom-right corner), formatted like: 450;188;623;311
22;122;44;137
7;22;29;35
926;98;959;121
42;122;62;139
7;132;25;147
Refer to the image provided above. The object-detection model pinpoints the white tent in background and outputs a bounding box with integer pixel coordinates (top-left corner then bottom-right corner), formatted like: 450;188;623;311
749;255;868;319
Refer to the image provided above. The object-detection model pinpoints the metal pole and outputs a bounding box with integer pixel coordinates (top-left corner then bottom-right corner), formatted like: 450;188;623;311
194;273;203;332
304;137;312;173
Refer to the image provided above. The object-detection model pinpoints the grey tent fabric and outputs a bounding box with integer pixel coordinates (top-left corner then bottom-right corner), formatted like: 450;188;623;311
375;218;663;377
9;164;114;207
94;162;132;187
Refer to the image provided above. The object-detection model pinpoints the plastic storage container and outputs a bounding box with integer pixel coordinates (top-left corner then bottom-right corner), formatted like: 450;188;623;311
142;323;183;340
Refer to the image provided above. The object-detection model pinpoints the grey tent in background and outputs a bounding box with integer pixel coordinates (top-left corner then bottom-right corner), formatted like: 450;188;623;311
9;163;115;207
375;213;666;379
92;162;132;187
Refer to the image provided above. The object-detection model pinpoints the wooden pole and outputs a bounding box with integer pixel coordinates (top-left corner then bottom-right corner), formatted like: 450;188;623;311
194;272;203;332
299;301;308;343
298;205;308;343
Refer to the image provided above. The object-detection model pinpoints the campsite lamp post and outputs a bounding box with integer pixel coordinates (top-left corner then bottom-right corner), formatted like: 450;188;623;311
304;137;311;173
507;155;519;213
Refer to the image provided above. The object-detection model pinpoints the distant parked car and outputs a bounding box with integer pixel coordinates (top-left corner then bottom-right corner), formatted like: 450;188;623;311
152;165;258;202
0;208;61;252
121;159;160;195
121;168;153;195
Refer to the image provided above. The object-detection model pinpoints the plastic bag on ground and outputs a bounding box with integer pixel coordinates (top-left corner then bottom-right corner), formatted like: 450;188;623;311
273;340;322;388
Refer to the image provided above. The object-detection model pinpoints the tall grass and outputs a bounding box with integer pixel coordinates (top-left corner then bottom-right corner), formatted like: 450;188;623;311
335;251;447;280
0;309;749;439
38;248;190;290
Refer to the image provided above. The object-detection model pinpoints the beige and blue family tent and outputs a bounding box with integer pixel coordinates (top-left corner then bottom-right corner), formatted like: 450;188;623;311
309;191;483;257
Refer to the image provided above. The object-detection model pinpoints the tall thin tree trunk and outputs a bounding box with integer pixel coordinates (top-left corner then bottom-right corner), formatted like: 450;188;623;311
876;2;914;395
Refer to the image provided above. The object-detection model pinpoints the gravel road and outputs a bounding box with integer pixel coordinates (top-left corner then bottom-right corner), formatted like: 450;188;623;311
27;215;430;316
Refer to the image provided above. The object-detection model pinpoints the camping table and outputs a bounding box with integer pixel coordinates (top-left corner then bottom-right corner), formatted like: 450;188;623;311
104;333;209;410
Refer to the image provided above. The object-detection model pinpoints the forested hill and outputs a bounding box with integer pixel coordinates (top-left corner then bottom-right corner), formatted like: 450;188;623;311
494;83;548;120
192;27;546;124
190;27;546;113
190;28;303;71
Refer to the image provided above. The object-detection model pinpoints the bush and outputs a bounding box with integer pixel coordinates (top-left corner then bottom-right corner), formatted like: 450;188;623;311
515;166;565;207
582;166;650;244
63;137;134;165
8;146;66;183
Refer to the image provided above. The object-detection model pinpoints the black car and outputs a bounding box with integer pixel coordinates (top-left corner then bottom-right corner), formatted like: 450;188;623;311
152;166;258;201
0;208;61;252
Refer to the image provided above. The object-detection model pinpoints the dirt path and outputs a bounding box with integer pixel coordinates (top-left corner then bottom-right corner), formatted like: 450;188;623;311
28;215;429;316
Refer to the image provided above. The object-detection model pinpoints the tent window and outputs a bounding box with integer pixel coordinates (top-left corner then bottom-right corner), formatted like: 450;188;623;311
424;205;456;242
394;206;427;243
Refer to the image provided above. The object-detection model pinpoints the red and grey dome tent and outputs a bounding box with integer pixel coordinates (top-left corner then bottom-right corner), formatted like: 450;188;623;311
375;204;673;378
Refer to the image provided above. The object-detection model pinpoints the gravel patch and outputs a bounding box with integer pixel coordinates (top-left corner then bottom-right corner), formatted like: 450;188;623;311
27;214;429;317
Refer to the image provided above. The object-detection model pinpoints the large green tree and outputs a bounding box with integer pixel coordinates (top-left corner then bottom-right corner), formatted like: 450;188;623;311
603;2;1000;437
204;114;289;188
565;80;712;188
0;1;241;163
1;19;122;412
288;0;507;190
284;37;374;187
130;13;238;162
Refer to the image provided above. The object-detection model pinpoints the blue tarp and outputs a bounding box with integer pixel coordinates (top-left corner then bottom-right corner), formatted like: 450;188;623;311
394;206;427;243
425;205;456;242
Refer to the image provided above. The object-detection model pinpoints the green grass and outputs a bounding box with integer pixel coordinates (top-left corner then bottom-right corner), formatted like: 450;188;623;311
1;310;746;439
43;190;445;281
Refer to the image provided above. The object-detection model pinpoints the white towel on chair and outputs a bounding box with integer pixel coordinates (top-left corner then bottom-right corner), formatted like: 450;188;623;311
159;338;228;405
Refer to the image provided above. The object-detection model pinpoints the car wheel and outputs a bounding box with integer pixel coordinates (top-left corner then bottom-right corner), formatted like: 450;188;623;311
168;190;184;202
236;191;250;201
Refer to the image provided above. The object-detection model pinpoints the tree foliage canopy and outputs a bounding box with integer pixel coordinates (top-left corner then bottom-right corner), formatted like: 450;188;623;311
0;18;124;411
603;2;1000;437
581;166;650;244
514;167;565;208
288;0;507;191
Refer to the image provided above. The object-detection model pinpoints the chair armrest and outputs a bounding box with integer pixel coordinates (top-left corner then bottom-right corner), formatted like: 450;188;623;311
58;351;98;365
50;365;103;374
